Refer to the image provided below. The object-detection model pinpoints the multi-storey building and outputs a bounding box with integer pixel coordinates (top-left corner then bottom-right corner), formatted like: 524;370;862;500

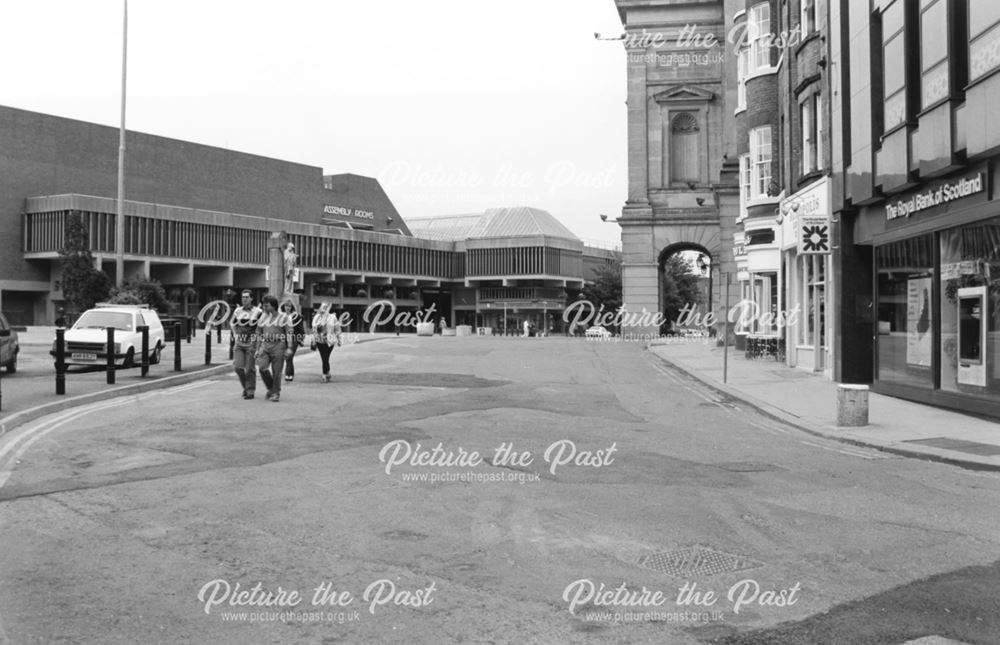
0;105;616;332
613;0;740;336
832;0;1000;417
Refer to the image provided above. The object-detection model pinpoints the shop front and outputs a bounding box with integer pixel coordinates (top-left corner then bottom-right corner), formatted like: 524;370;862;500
859;163;1000;417
780;177;833;375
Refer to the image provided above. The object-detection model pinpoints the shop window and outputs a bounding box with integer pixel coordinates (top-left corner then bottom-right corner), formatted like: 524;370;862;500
939;219;1000;396
876;235;935;388
798;255;826;350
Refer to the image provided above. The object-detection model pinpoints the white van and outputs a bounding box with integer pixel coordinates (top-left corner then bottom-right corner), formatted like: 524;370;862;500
52;304;166;367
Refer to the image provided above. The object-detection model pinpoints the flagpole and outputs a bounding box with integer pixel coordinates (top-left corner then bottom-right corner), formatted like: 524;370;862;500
115;0;128;287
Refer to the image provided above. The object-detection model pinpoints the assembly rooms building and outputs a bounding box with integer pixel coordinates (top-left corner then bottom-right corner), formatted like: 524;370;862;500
0;105;616;331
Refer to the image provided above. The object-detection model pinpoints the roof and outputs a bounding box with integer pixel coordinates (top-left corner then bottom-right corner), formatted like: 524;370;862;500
407;207;580;242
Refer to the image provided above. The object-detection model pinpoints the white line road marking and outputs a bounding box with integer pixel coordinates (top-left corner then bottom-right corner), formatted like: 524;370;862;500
0;380;219;490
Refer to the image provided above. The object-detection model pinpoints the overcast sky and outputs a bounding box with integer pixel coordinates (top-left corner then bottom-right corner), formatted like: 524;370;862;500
1;0;628;247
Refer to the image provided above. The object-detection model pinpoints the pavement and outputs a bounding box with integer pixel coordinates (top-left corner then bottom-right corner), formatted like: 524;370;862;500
0;325;390;435
647;336;1000;472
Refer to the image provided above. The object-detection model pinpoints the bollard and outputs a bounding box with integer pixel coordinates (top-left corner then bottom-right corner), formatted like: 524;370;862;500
217;325;222;344
836;384;869;427
139;325;149;377
55;328;66;395
228;332;234;360
205;327;212;365
106;327;116;385
174;322;182;371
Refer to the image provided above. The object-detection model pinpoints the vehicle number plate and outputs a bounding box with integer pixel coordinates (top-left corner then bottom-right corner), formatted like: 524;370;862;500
71;353;98;360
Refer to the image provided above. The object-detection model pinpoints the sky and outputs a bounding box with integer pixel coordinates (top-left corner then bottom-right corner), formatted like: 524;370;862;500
1;0;629;248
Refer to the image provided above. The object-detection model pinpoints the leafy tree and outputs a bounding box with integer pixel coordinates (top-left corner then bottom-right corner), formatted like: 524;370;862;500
108;275;170;312
582;256;623;316
59;212;112;313
661;255;703;331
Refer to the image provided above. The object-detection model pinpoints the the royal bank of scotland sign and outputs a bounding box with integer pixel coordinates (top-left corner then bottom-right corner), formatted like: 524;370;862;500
884;173;984;222
798;215;831;255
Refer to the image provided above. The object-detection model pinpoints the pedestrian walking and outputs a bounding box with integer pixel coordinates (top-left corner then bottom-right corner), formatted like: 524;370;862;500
230;290;261;399
281;300;307;382
254;294;294;402
310;303;341;382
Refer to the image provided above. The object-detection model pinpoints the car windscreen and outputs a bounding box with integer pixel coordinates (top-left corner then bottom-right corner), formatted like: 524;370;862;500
73;311;134;331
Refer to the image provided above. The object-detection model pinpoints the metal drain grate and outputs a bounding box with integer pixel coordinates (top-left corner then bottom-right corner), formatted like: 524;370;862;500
636;545;764;578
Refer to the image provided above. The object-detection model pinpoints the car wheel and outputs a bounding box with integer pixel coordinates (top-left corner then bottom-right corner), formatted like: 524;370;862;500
149;343;162;365
122;347;135;368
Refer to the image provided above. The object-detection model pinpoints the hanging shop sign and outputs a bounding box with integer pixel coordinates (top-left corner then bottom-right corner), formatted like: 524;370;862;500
884;173;985;222
797;214;831;255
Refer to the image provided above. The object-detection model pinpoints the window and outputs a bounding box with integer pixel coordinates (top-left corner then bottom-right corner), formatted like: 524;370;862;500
737;47;748;111
749;3;772;71
799;255;826;349
749;126;773;199
739;154;751;212
876;234;935;388
882;1;907;131
969;0;1000;81
801;0;816;36
801;99;812;175
920;0;949;107
800;92;823;174
816;92;823;170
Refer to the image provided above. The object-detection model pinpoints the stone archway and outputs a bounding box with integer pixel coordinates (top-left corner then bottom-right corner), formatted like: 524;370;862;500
618;219;735;336
658;242;714;334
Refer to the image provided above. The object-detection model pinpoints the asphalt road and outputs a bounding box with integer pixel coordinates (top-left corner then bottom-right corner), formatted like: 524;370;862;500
0;336;997;644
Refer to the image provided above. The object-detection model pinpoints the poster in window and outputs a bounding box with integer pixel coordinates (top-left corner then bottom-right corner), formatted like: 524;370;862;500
906;277;932;367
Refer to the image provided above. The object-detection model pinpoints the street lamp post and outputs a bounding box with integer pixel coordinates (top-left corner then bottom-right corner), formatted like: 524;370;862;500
115;0;128;287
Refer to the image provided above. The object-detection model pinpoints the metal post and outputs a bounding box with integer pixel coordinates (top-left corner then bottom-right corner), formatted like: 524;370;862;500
228;332;234;360
106;327;116;385
55;328;66;395
216;325;222;344
723;274;730;384
205;326;212;365
139;325;149;377
186;316;192;343
115;0;128;288
174;322;182;371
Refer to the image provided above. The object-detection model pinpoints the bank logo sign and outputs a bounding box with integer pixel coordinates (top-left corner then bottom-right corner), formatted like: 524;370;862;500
798;215;830;255
884;173;984;222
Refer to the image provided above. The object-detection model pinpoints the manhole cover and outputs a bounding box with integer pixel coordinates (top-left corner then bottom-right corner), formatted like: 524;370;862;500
636;545;764;578
714;461;783;473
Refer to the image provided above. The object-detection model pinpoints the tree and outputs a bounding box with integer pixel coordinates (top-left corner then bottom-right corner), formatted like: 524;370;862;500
108;275;170;312
661;255;703;332
59;212;112;313
582;256;623;316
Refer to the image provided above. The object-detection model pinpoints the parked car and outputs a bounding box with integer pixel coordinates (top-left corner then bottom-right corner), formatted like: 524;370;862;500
584;325;613;339
0;312;20;373
51;304;165;368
